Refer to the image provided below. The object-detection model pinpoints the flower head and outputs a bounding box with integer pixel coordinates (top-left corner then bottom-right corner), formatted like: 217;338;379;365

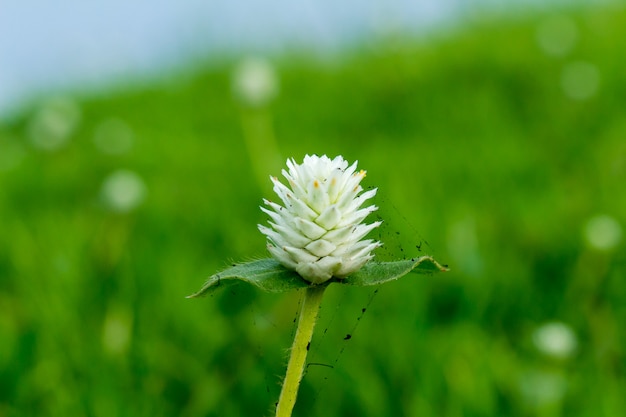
259;154;382;284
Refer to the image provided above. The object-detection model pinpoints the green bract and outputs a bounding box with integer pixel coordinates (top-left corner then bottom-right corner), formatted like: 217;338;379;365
188;255;448;297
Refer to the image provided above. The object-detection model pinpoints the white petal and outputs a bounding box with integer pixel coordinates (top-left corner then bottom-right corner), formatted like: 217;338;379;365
298;159;315;185
327;168;344;203
335;185;361;212
345;188;377;214
271;176;295;207
337;205;378;228
316;255;342;272
334;162;358;199
261;200;304;232
343;160;358;180
284;246;318;263
263;198;285;214
305;239;337;257
296;263;330;284
315;205;341;229
335;255;372;278
334;238;373;255
258;224;288;247
286;158;300;181
267;244;297;269
330;225;381;256
260;206;292;229
331;155;348;170
271;223;311;247
295;218;327;240
350;221;382;242
283;169;307;200
287;195;318;220
342;171;365;197
345;240;382;259
295;256;341;284
307;178;330;213
322;225;353;243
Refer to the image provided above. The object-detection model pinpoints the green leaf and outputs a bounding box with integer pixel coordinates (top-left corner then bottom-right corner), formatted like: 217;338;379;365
188;256;448;298
339;256;448;287
187;259;309;297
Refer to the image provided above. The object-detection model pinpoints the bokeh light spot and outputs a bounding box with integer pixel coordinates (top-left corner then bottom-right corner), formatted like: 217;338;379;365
232;57;279;107
102;306;133;356
446;217;483;277
101;169;147;213
561;61;600;101
584;214;622;251
536;15;578;57
27;97;81;151
532;321;578;359
519;370;567;406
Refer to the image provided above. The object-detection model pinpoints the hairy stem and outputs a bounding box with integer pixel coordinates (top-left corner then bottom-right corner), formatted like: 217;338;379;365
275;285;327;417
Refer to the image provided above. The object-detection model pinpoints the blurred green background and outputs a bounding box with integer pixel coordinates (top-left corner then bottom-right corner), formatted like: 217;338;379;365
1;5;625;417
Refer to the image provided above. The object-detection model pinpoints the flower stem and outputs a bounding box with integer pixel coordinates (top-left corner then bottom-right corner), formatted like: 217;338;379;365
240;108;282;193
275;285;327;417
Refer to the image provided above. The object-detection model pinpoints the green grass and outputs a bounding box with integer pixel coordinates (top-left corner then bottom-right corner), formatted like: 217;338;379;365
1;5;625;416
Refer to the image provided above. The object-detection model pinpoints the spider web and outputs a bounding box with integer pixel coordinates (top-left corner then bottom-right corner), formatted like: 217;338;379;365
295;191;433;415
235;191;434;415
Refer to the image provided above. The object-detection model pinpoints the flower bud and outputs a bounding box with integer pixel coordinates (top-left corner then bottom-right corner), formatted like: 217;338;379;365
259;154;382;284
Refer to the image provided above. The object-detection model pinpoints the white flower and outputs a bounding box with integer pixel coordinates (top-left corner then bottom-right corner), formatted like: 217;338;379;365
259;154;382;284
561;61;600;101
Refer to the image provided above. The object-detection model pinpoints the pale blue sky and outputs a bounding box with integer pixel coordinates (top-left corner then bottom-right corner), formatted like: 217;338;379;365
0;0;604;118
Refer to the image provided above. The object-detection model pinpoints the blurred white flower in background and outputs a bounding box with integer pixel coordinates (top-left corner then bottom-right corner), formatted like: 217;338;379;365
101;305;133;356
27;97;81;151
584;214;622;251
561;61;600;101
93;118;134;155
101;169;147;213
232;57;279;107
535;15;578;57
446;216;483;277
519;370;567;406
533;321;578;360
